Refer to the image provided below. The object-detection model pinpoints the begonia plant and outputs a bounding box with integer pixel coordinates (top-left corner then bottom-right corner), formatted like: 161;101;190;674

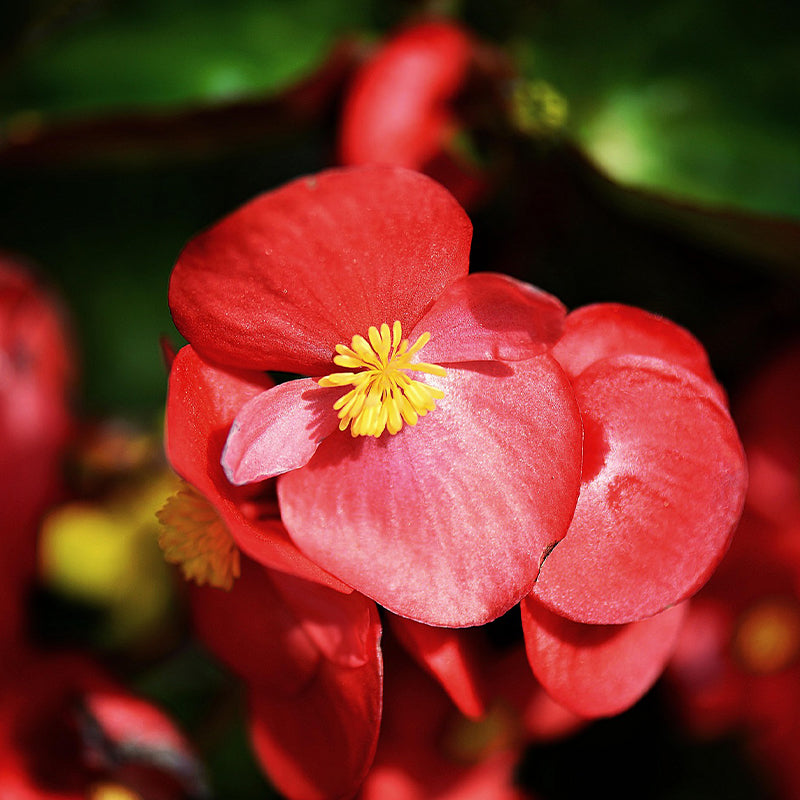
166;164;747;725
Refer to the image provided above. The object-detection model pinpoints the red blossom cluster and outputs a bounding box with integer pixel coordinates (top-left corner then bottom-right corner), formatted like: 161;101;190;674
0;258;205;800
164;164;747;798
668;344;800;798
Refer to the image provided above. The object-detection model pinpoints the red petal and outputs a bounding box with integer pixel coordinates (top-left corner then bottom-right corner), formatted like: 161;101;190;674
338;21;473;169
521;596;688;718
534;355;747;624
414;273;566;363
279;355;582;627
246;600;383;800
388;615;485;718
553;303;723;397
166;346;346;590
191;558;321;691
222;378;340;484
169;165;472;374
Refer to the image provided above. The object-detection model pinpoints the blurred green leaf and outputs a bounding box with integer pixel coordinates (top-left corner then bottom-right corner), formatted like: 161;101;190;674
499;0;800;217
2;0;371;119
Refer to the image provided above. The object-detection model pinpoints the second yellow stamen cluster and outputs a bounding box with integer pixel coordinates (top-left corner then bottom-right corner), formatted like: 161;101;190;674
319;321;446;438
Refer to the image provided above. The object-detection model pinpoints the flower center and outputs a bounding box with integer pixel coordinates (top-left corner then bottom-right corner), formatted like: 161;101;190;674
319;321;446;438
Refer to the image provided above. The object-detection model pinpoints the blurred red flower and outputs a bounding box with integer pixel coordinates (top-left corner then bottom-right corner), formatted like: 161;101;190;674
0;255;74;650
338;20;487;207
668;343;800;798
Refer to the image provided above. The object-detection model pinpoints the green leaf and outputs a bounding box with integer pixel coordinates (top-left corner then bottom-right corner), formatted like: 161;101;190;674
2;0;371;119
505;0;800;217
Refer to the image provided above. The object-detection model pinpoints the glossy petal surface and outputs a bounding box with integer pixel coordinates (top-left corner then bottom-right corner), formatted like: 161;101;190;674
169;166;471;374
534;355;746;624
552;302;721;393
279;355;582;626
223;378;340;484
415;273;566;363
521;597;687;718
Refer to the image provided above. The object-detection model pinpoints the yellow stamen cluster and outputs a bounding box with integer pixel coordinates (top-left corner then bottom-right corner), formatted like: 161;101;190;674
157;483;240;590
319;321;446;438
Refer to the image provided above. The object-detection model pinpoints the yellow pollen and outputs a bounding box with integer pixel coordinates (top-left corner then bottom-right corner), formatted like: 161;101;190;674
733;599;800;675
318;321;446;438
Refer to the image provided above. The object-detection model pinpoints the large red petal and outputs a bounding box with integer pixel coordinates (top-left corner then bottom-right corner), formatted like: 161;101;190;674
534;355;747;624
279;355;582;627
521;596;687;718
222;378;340;484
169;165;472;374
166;346;346;590
388;615;485;718
413;273;566;363
552;303;722;396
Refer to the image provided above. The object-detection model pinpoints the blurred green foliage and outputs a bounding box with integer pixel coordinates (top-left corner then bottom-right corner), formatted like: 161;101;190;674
1;0;371;117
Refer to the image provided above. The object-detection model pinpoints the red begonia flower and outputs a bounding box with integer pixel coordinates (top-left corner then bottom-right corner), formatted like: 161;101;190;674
338;21;484;207
0;256;74;649
533;303;747;625
169;165;583;627
521;595;687;717
191;556;383;800
0;650;204;800
165;344;346;590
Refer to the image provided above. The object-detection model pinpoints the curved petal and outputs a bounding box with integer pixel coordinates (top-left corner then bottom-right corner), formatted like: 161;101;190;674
169;165;472;374
388;614;485;718
223;378;341;484
413;273;566;363
534;355;747;624
521;596;687;718
552;303;723;398
166;346;347;590
279;355;583;627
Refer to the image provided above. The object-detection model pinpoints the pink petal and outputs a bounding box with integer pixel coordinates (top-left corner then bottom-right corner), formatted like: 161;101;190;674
553;303;723;398
166;347;346;589
521;596;688;718
279;355;583;627
533;355;747;624
223;378;341;484
169;165;472;374
388;614;485;718
413;273;566;363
